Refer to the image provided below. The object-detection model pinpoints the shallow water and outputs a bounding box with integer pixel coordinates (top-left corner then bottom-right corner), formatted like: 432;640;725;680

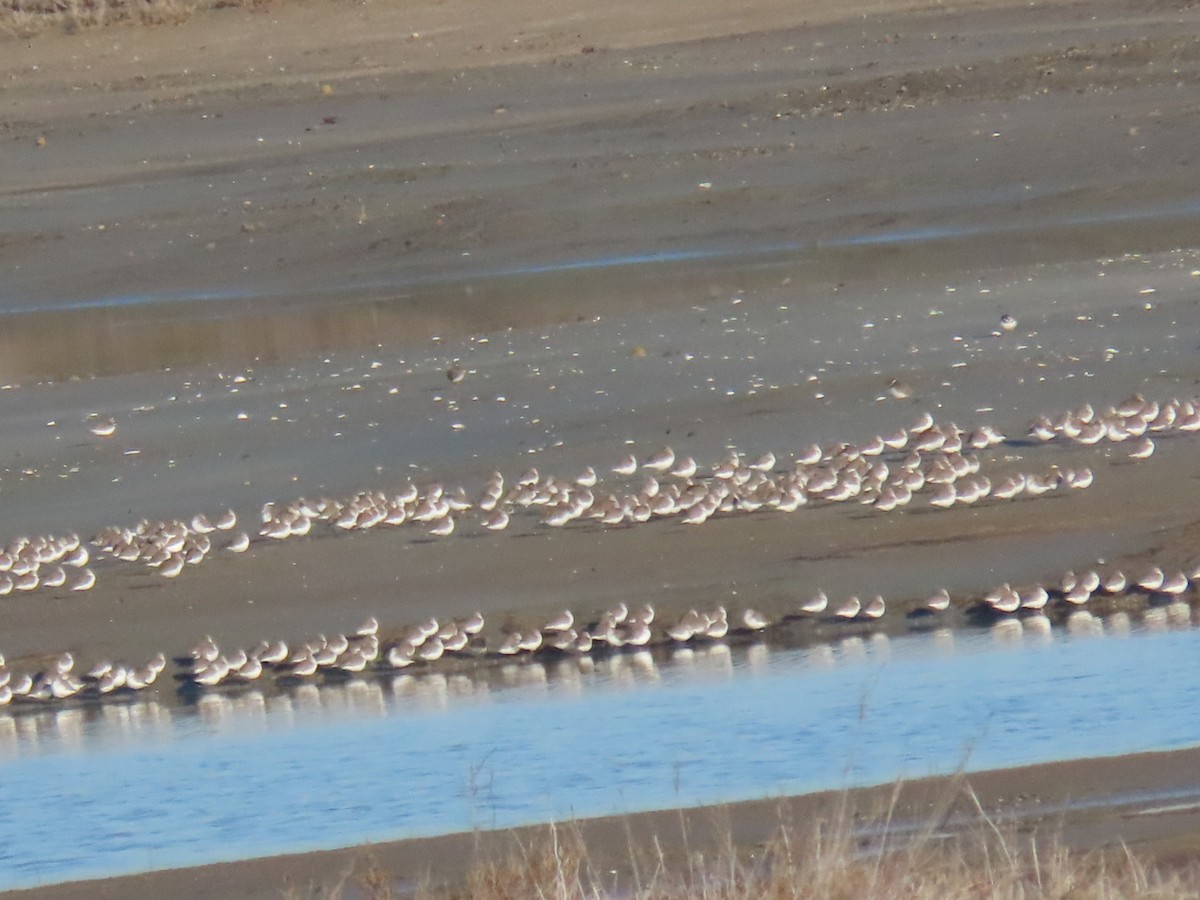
2;613;1200;889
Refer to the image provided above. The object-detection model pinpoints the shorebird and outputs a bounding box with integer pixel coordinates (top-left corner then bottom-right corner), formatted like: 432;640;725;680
666;618;695;643
1102;571;1127;594
643;448;676;472
741;609;770;631
257;641;288;664
1137;567;1166;592
703;608;729;639
355;616;379;637
235;656;264;680
289;652;319;677
796;444;823;466
862;596;886;619
193;660;228;686
497;632;523;655
834;596;862;619
417;618;440;639
1129;437;1155;460
386;645;415;668
573;631;595;653
542;610;574;633
748;451;776;472
800;591;829;615
629;603;655;625
543;629;576;652
929;484;956;508
428;516;455;537
89;418;117;438
224;531;251;553
669;456;698;479
1063;583;1092;605
70;568;96;591
622;621;653;646
1020;586;1050;610
127;664;159;690
97;667;126;693
613;455;638;477
160;554;186;578
1160;572;1190;596
460;611;485;635
443;630;470;653
925;589;951;612
483;509;510;531
518;631;544;653
985;584;1020;614
1000;313;1018;332
336;650;369;673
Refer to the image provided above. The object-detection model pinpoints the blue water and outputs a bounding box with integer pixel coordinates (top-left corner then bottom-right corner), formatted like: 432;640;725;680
1;619;1199;889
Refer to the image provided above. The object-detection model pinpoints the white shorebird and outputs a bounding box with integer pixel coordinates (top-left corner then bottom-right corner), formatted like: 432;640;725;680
1160;572;1190;596
741;609;770;631
89;418;117;438
483;509;510;531
1128;437;1155;460
258;641;289;664
643;447;676;472
612;455;638;477
800;591;829;615
1137;567;1166;592
224;531;251;553
70;568;96;591
703;609;729;640
461;611;486;635
428;516;455;537
666;618;695;643
1064;583;1091;605
925;589;951;612
542;610;574;633
834;596;862;619
985;584;1020;614
443;630;469;653
862;596;886;619
1102;571;1127;594
497;632;523;656
1020;586;1050;610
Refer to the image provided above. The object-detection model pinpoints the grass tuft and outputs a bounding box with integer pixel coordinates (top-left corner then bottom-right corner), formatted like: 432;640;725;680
0;0;272;38
286;792;1200;900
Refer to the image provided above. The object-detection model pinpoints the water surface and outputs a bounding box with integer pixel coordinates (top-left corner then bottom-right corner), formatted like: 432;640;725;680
3;615;1199;889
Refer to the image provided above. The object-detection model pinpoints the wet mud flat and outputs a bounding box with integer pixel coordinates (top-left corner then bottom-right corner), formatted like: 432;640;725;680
5;0;1200;892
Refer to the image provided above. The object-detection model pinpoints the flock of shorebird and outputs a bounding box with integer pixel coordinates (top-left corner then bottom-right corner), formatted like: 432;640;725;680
9;389;1183;603
1;543;1198;709
0;389;1184;608
0;389;1194;711
0;650;165;706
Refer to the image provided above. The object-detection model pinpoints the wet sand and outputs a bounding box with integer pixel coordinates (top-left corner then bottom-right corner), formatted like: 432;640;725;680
5;0;1200;890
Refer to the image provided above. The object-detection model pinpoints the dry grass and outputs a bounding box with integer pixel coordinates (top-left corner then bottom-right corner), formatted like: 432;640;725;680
286;790;1200;900
0;0;271;37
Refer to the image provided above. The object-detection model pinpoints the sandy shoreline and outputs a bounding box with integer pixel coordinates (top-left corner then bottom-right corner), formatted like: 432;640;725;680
7;743;1200;900
5;0;1200;891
